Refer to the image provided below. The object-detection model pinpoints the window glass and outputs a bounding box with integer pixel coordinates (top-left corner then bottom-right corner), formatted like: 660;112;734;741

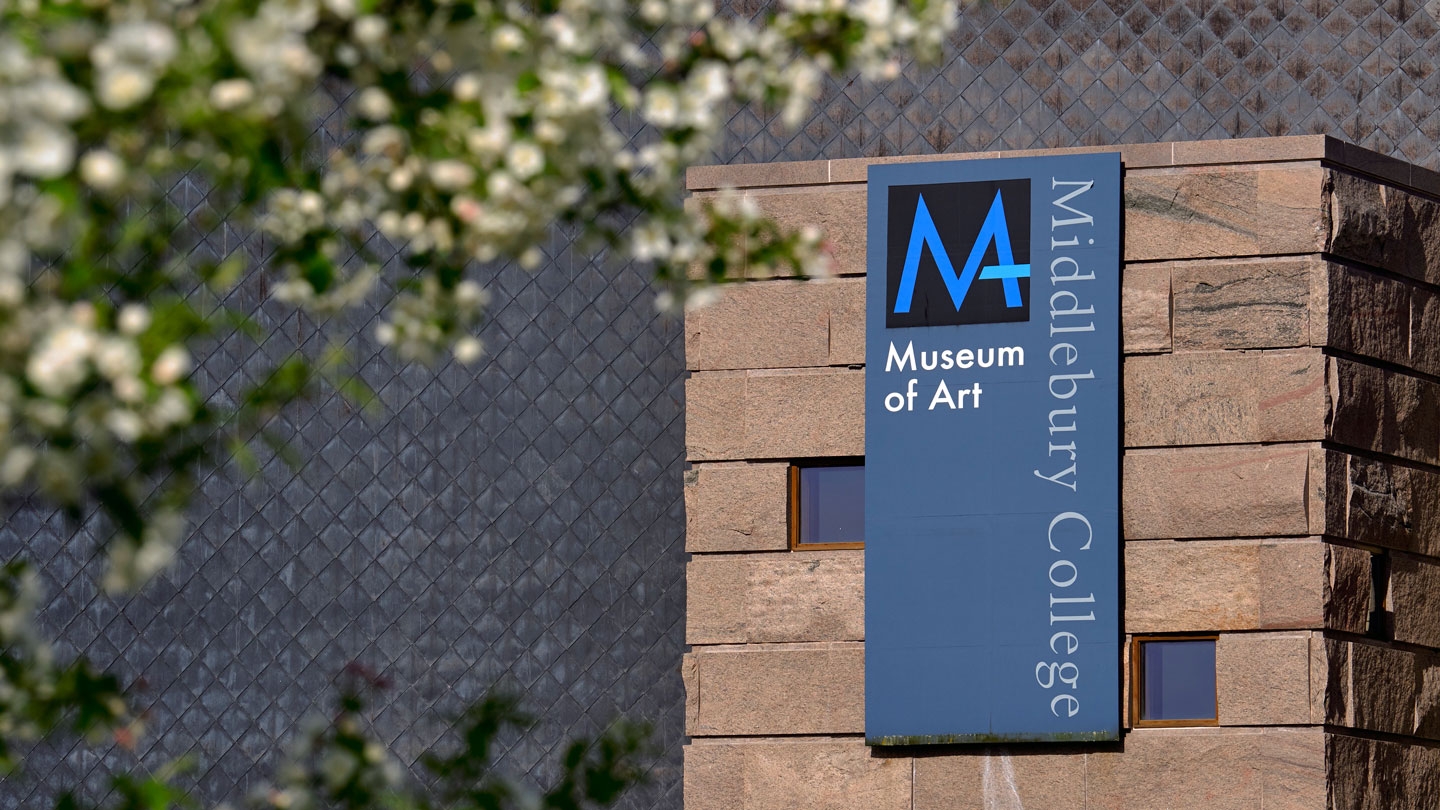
1138;639;1217;722
796;465;864;546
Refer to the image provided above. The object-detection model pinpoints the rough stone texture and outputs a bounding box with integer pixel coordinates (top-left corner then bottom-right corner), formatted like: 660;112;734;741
686;278;863;371
1124;540;1323;633
1338;452;1440;556
1390;554;1440;650
684;738;910;810
686;552;863;644
1123;350;1327;447
1328;733;1440;810
1329;359;1440;467
1121;264;1171;354
1325;638;1440;743
1216;633;1313;726
1085;728;1325;810
1328;170;1440;287
685;369;864;461
1325;544;1373;636
684;463;789;553
1122;446;1317;540
1124;166;1326;261
1169;258;1316;350
682;643;864;736
1321;263;1412;368
1411;288;1440;378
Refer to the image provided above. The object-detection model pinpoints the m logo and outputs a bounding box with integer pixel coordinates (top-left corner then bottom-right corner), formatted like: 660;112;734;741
886;179;1031;328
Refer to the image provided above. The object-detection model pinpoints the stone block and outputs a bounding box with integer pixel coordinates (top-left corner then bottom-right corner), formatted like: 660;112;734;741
1085;727;1324;809
1345;640;1417;737
1391;554;1440;649
685;738;911;810
1338;453;1440;556
1170;257;1314;350
1124;166;1325;261
686;281;827;370
682;643;863;736
1322;263;1411;367
1125;540;1323;633
1328;170;1440;286
1123;350;1326;447
751;188;868;277
1329;359;1440;466
1310;633;1329;725
1121;264;1171;353
687;552;863;644
1123;446;1315;540
912;750;1085;810
1411;287;1440;377
1216;633;1312;726
685;368;864;461
1325;544;1373;635
1327;733;1440;810
684;463;789;552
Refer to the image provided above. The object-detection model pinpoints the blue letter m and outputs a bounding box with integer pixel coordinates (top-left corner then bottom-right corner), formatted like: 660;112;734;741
892;190;1030;314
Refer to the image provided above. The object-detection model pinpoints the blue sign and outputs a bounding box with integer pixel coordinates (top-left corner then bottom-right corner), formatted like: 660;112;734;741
864;154;1122;745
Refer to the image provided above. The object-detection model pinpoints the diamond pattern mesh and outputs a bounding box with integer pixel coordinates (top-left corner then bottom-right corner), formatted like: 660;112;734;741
718;0;1440;168
7;0;1440;807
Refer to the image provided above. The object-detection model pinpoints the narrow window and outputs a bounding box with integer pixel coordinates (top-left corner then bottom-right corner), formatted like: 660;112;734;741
789;461;864;550
1130;635;1218;727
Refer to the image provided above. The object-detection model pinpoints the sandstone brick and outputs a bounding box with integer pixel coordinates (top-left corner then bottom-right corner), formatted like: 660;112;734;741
685;368;864;461
1126;541;1259;632
1123;446;1315;539
1322;263;1411;366
1259;541;1328;629
1329;359;1440;466
1125;540;1323;633
1086;727;1325;810
912;750;1085;810
1391;554;1440;649
1328;170;1440;286
1325;544;1373;635
1216;633;1312;726
1121;264;1171;353
1124;166;1325;261
1327;733;1440;810
1123;350;1326;447
685;738;910;810
687;552;863;644
687;281;825;370
1310;633;1329;725
750;188;868;277
1169;134;1330;166
682;643;863;736
1170;257;1314;350
684;463;789;552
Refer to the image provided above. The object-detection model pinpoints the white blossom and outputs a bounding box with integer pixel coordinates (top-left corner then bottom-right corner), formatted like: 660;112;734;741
150;345;190;385
79;150;125;190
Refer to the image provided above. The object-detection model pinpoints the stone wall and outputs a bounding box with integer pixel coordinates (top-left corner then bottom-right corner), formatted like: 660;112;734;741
681;135;1440;809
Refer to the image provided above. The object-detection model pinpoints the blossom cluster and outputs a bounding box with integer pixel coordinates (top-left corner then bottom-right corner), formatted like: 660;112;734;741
0;0;957;782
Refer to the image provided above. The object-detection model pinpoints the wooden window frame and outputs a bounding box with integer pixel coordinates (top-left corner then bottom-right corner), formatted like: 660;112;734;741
787;460;865;551
1129;634;1220;728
